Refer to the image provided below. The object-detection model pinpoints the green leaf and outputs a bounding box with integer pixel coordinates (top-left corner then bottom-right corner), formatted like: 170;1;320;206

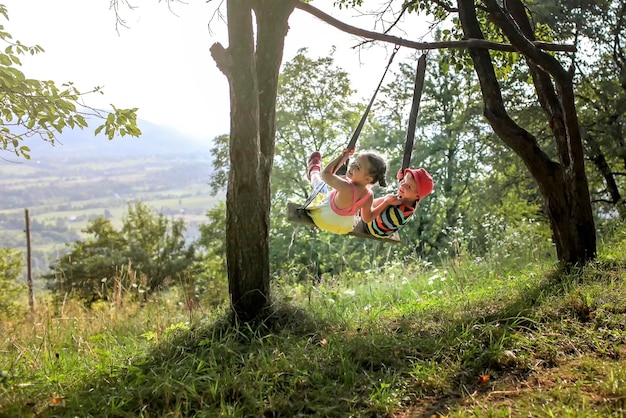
441;61;449;75
19;145;30;159
0;8;138;160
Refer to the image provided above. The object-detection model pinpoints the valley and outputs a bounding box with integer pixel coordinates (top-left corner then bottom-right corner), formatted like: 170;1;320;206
0;124;224;276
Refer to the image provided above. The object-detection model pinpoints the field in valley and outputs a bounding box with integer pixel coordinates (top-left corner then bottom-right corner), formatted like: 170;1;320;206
0;146;223;277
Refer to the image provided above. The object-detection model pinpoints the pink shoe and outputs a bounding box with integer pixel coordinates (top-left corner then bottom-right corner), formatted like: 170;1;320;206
307;151;322;180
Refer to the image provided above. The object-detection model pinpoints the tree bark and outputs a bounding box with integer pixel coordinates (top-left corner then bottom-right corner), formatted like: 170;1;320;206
458;0;596;264
210;0;294;320
253;0;295;219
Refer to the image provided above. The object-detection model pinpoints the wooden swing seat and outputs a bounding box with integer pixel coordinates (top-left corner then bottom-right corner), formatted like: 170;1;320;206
287;202;401;244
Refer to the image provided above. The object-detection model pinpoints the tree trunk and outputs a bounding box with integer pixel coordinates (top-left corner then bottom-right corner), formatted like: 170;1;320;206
583;129;626;219
210;0;294;320
458;0;596;265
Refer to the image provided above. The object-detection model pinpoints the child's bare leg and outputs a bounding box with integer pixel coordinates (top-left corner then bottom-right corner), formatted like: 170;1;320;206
307;151;322;188
310;170;322;189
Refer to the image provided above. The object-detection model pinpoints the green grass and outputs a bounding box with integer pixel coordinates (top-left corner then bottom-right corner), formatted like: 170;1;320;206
2;226;626;417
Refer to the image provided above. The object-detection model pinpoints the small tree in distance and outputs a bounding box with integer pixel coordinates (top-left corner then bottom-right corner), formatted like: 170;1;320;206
45;202;195;303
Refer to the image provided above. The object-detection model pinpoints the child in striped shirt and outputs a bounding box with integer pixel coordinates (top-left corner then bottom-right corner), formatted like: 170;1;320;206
364;167;433;238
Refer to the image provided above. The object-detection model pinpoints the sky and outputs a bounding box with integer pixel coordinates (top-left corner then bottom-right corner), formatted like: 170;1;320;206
2;0;421;143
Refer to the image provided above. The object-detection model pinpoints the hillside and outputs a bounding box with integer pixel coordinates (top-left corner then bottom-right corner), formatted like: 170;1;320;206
1;224;625;417
0;121;223;274
19;119;211;159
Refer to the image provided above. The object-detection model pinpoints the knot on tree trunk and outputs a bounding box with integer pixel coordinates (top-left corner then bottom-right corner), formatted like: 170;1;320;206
210;42;233;78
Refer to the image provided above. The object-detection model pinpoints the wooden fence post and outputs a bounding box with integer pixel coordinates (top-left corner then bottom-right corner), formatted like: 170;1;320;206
24;208;34;315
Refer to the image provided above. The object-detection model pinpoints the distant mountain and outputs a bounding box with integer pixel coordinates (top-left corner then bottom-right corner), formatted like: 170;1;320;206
21;119;213;160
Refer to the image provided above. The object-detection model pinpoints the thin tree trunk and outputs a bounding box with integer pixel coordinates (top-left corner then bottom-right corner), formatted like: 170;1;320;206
25;208;34;315
503;0;596;263
457;0;596;264
220;1;266;320
253;0;295;307
583;129;626;219
210;0;294;320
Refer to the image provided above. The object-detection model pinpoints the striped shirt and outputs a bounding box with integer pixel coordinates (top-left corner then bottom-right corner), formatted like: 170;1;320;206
365;203;416;238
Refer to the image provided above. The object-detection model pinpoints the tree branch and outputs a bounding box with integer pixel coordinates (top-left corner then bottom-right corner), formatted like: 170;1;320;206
431;0;458;13
292;0;575;52
383;2;412;35
484;0;570;79
613;3;626;71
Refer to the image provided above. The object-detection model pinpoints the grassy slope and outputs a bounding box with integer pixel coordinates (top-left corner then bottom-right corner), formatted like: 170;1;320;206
1;226;626;417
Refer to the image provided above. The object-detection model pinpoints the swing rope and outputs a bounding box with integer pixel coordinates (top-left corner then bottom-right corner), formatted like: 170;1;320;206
345;44;400;153
299;45;401;210
400;52;427;176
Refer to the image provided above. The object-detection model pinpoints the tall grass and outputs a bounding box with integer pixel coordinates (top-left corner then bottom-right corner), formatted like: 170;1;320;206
1;222;626;417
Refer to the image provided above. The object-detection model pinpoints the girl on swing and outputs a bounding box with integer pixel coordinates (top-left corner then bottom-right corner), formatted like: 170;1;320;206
305;149;388;235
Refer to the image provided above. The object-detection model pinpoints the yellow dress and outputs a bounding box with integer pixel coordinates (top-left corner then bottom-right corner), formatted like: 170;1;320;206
307;184;372;235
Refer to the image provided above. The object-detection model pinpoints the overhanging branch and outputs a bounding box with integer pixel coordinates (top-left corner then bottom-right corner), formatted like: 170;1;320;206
293;1;576;53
